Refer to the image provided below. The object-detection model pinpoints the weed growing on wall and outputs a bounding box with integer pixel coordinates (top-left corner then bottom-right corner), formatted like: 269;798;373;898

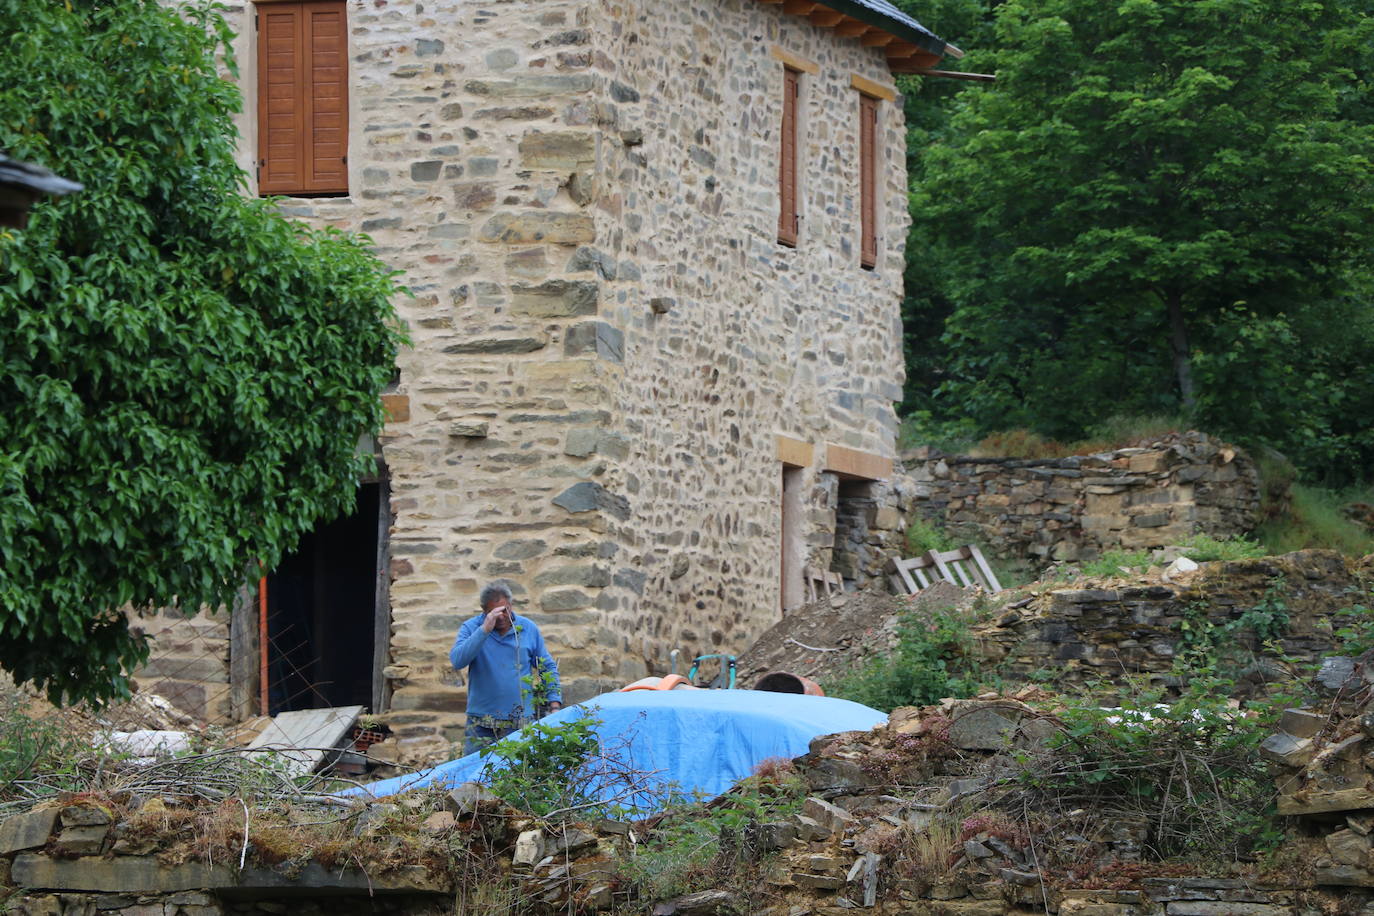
1015;684;1280;862
478;711;602;820
618;759;808;903
825;601;990;710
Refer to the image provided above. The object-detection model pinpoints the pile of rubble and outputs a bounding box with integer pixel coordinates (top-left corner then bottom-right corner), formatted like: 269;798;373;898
1264;649;1374;890
12;691;1372;916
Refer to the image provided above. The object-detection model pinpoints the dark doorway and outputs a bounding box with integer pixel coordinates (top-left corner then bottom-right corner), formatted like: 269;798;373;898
264;482;383;714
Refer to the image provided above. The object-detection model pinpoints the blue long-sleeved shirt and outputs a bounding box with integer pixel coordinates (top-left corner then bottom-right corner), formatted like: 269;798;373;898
449;613;561;720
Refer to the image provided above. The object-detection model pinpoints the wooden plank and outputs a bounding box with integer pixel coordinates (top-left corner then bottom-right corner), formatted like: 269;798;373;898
228;579;260;722
776;435;813;468
782;0;819;13
851;73;897;102
861;31;896;47
247;705;364;776
899;67;996;82
835;20;870;38
967;545;1004;592
769;45;819;74
809;9;845;27
824;444;893;481
371;473;393;713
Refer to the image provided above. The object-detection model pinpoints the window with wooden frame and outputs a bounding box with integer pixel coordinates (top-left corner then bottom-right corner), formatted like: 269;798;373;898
858;92;880;269
777;66;801;247
256;0;349;196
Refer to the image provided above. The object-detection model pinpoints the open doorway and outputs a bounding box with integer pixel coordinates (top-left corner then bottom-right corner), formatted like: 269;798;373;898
831;477;877;583
263;480;388;714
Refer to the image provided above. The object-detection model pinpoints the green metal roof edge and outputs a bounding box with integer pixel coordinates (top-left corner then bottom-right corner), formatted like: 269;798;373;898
816;0;947;57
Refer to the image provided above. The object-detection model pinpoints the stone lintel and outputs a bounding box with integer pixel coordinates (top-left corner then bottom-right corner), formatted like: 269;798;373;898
824;444;892;481
776;435;813;469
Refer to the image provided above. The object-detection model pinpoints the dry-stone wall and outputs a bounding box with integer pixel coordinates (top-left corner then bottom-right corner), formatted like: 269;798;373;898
900;432;1262;566
143;0;914;751
973;549;1367;689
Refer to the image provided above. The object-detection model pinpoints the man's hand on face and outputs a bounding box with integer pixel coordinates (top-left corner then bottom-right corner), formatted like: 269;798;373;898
481;603;511;633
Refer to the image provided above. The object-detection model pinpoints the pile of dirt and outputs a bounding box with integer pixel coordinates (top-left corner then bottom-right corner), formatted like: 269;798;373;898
735;580;972;690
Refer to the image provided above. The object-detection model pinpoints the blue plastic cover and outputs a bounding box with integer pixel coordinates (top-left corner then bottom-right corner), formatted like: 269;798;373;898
342;690;886;809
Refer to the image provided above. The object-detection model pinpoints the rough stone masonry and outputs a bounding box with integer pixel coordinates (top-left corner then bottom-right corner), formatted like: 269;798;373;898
148;0;916;748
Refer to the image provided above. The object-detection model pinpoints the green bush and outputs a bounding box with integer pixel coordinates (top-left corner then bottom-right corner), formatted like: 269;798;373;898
478;711;602;820
1255;482;1374;557
0;689;91;799
1077;549;1154;578
618;763;807;903
1178;534;1268;562
826;602;986;711
1022;685;1280;860
905;517;960;555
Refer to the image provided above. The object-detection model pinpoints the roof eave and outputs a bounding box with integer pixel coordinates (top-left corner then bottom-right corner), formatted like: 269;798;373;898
814;0;947;58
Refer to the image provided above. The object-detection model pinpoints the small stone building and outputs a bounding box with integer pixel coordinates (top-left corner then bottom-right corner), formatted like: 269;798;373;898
141;0;960;751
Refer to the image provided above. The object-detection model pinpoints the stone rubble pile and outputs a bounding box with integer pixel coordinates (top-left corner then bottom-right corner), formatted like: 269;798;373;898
1264;650;1374;891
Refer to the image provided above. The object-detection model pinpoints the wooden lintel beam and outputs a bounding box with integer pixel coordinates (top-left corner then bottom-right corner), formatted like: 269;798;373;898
809;9;845;27
834;19;870;37
783;0;819;14
861;30;896;47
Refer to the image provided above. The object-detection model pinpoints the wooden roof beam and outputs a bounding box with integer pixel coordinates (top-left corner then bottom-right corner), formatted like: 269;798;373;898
809;9;845;27
861;30;896;47
783;0;819;14
834;19;871;38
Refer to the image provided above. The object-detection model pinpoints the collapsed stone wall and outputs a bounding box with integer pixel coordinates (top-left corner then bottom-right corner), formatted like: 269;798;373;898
973;550;1367;690
900;431;1261;566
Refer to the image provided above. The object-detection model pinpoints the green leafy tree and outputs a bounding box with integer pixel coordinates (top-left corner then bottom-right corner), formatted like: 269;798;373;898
904;0;1374;479
0;0;404;704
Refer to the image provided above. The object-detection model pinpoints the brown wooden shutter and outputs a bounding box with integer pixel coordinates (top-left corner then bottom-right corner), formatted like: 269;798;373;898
778;67;799;247
859;93;879;269
257;1;349;196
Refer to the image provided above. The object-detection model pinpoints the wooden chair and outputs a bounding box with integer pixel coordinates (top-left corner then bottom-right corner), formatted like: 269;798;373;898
890;545;1003;595
804;566;845;603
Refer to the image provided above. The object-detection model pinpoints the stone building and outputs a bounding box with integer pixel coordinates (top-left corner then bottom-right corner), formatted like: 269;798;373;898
140;0;961;751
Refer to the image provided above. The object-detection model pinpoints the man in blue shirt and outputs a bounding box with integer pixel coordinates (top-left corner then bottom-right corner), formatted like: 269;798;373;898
450;582;562;754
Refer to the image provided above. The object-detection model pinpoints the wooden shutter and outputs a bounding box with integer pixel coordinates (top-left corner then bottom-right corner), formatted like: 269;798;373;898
859;93;879;269
257;1;349;196
778;67;799;247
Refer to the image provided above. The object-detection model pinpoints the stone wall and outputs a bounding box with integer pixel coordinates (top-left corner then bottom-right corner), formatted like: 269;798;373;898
589;0;911;670
128;607;232;723
974;550;1368;690
901;432;1261;566
145;0;914;748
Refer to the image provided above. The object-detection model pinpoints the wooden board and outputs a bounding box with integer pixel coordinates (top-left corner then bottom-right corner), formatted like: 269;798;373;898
246;705;364;776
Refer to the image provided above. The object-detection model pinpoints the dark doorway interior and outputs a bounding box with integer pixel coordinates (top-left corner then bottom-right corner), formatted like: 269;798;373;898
265;483;380;714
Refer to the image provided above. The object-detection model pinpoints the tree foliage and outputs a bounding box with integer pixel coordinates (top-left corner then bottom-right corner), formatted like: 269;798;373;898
0;0;404;704
901;0;1374;481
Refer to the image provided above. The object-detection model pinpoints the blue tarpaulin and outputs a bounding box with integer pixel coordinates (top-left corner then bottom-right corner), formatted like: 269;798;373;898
341;690;886;808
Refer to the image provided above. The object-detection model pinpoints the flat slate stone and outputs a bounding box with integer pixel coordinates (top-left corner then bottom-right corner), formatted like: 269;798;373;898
12;853;234;892
0;807;60;854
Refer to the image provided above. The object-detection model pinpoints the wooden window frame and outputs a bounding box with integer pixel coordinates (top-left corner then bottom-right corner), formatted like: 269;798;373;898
778;66;801;248
858;91;880;269
255;0;350;197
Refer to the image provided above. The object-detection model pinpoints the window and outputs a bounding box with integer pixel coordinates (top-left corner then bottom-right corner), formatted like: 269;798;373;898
859;93;879;269
256;1;349;196
778;66;800;247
